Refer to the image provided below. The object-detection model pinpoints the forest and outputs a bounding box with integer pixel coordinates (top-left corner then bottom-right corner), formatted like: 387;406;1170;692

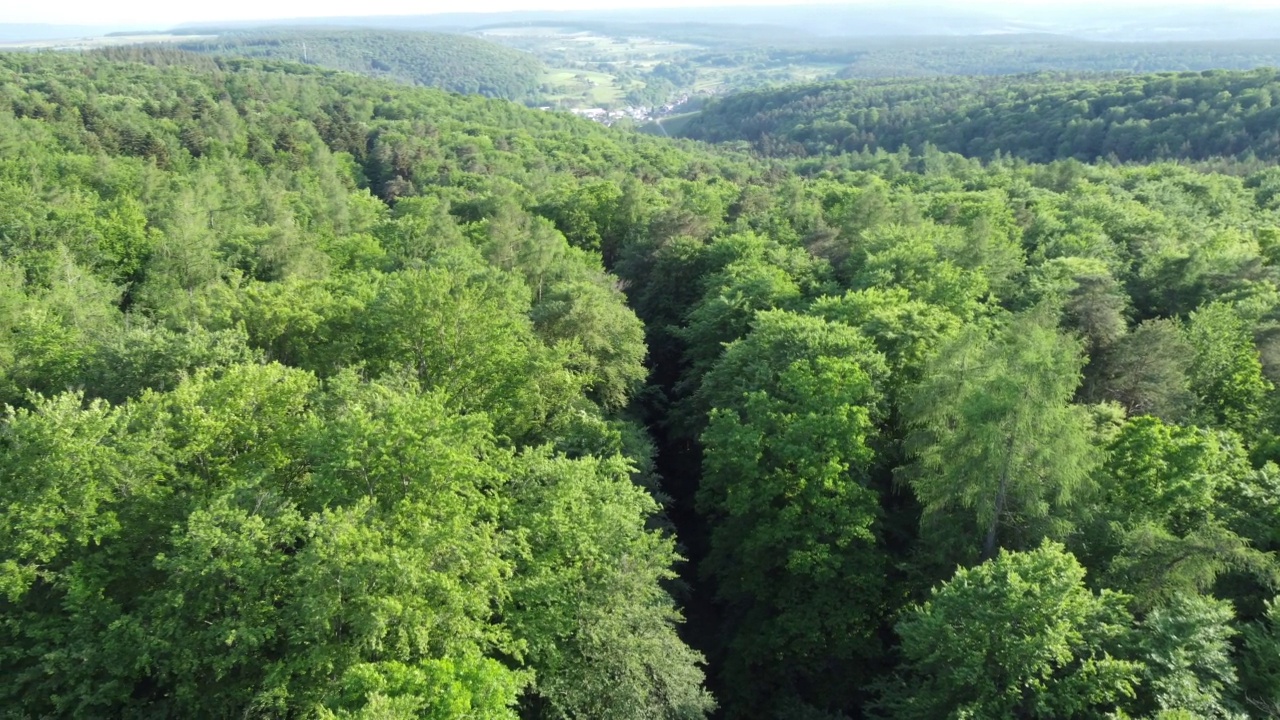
123;25;1280;114
829;36;1280;78
682;68;1280;164
5;46;1280;720
173;30;546;101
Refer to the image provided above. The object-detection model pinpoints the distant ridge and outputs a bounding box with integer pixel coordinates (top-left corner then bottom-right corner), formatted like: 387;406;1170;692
9;2;1280;47
172;5;1022;37
0;23;165;42
168;3;1280;42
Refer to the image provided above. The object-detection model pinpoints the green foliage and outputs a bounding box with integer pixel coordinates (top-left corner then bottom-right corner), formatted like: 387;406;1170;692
1092;319;1195;422
697;310;888;715
172;30;546;101
0;366;523;716
0;361;709;718
1186;302;1273;434
504;450;715;719
4;45;1280;720
531;278;648;410
809;287;962;402
1134;594;1244;719
321;657;523;720
1031;256;1129;353
882;542;1141;719
0;49;715;719
1103;417;1245;534
847;221;997;314
1092;416;1276;607
1239;597;1280;716
901;312;1099;561
685;69;1280;165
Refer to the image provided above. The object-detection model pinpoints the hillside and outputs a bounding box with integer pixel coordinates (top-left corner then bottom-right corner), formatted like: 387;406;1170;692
832;35;1280;77
682;68;1280;164
173;29;546;101
6;47;1280;720
78;24;1280;114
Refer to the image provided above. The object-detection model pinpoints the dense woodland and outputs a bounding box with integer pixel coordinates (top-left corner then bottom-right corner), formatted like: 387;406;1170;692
682;68;1280;164
174;30;546;101
6;48;1280;720
593;29;1280;78
154;25;1280;116
830;36;1280;78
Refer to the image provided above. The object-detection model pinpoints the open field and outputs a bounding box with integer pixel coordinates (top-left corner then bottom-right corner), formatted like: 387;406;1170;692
542;67;625;106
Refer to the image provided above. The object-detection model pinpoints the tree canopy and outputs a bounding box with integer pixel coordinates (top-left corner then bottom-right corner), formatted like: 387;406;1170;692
4;46;1280;720
683;69;1280;165
172;29;546;101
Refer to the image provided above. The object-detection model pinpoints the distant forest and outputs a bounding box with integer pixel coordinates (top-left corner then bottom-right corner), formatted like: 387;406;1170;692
175;29;546;101
830;36;1280;77
133;26;1280;115
682;69;1280;164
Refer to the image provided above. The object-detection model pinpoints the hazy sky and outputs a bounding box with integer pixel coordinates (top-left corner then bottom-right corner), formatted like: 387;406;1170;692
5;0;1280;29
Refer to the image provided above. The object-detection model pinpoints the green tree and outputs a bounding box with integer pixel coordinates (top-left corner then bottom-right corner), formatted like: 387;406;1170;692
1102;417;1245;535
1186;302;1273;435
809;286;962;397
697;310;888;715
1133;594;1244;719
1029;256;1129;355
675;236;813;389
880;541;1141;719
503;450;714;720
361;266;579;440
901;312;1099;561
530;278;648;411
849;222;990;316
1239;596;1280;716
1093;318;1194;422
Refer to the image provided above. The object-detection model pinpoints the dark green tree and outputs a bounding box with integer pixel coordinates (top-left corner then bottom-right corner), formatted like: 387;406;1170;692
697;310;888;716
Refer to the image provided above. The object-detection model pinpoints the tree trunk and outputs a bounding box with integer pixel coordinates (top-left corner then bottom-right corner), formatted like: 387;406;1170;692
982;431;1017;561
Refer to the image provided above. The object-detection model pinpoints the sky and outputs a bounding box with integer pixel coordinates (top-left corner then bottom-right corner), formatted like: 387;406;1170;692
4;0;1280;29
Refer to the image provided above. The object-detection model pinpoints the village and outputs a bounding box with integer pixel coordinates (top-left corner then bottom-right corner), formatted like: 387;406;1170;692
557;93;695;127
